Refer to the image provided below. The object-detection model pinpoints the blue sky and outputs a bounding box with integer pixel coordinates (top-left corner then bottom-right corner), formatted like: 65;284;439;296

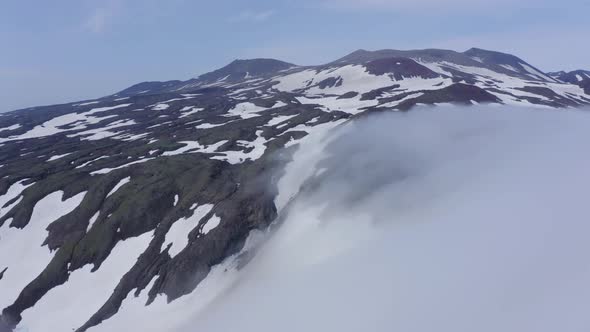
1;0;588;112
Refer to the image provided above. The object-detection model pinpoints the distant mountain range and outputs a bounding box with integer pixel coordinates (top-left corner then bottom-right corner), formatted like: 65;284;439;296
0;47;588;332
113;47;590;109
549;69;590;94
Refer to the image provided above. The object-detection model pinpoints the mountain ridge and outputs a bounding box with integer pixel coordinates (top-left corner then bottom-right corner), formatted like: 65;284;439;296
102;47;577;99
1;46;589;332
4;47;586;113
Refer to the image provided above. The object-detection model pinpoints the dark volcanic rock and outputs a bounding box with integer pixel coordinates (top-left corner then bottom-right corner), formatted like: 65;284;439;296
337;91;359;99
116;81;183;97
462;47;552;80
198;58;295;82
318;77;343;89
364;57;440;80
371;83;501;112
336;48;484;68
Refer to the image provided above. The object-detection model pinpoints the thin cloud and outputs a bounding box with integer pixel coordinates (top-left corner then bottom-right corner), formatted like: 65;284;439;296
83;0;124;33
229;9;276;23
174;106;590;332
319;0;544;12
84;8;112;33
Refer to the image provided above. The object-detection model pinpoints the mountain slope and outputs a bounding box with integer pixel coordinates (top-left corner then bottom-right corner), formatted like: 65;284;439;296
197;58;295;82
0;47;589;332
549;69;590;94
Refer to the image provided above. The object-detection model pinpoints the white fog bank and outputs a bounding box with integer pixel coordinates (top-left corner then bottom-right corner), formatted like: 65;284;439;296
176;106;590;332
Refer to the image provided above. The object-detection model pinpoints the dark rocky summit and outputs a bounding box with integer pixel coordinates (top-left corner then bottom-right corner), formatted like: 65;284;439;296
197;58;295;83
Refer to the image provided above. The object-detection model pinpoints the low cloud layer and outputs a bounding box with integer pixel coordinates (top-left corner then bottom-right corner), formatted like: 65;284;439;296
176;105;590;332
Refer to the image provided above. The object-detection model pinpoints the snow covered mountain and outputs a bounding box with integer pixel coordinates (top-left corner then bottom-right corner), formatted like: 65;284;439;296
0;47;589;332
549;69;590;94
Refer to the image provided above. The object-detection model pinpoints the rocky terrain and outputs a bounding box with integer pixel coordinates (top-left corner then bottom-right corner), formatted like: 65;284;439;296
0;47;589;332
549;69;590;94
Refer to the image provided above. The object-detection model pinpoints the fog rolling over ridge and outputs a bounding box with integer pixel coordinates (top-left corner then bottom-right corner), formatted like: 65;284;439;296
176;106;590;332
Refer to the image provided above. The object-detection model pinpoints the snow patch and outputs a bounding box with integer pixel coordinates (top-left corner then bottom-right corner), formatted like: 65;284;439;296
75;101;100;106
90;158;154;175
225;102;268;119
18;230;154;332
106;176;131;198
0;103;131;142
266;114;298;127
0;124;21;133
0;191;86;310
499;64;519;72
201;214;221;235
179;107;204;118
0;180;33;219
162;204;213;257
211;131;267;164
519;62;555;82
75;156;110;169
162;140;227;157
86;211;100;232
196;122;233;129
152;104;170;111
47;152;73;162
